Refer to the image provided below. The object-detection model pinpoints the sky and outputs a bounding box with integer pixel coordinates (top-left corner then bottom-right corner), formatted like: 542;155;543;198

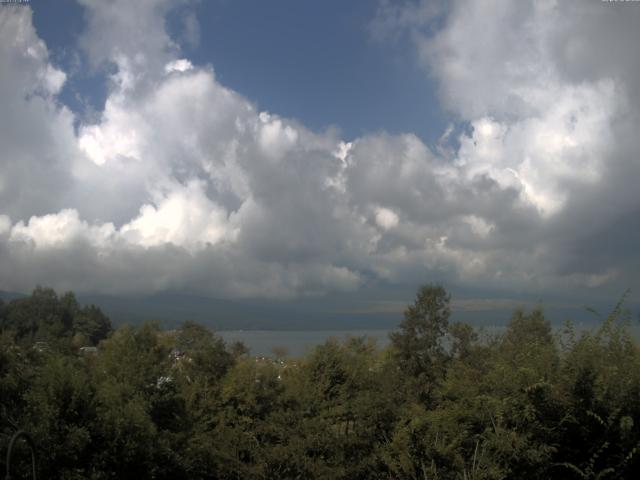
1;0;640;319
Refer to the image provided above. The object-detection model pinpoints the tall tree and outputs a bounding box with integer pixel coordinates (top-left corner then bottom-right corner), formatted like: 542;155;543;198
390;283;451;403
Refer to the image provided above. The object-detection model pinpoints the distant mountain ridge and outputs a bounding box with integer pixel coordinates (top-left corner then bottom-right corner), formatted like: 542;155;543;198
3;289;401;330
3;288;634;331
0;290;26;302
76;292;401;331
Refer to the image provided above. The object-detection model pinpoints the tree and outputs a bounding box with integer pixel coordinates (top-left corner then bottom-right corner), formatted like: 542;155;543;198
449;322;478;361
0;288;112;349
272;346;288;361
74;304;112;345
21;355;96;479
389;283;451;403
175;321;233;385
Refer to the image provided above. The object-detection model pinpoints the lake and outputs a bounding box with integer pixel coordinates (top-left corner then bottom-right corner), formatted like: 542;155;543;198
219;329;393;357
219;324;640;357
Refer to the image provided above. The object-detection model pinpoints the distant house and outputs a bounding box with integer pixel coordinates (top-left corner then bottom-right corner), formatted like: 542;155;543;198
254;355;271;364
33;341;50;353
156;375;173;389
170;348;185;360
79;346;98;356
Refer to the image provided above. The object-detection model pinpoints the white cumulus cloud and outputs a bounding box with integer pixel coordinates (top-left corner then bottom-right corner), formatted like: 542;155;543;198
1;1;640;302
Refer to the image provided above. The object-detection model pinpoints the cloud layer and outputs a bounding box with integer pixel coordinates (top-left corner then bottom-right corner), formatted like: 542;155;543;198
1;1;640;300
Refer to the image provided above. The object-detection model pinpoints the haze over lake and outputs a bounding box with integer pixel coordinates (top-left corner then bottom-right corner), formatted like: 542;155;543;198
219;324;640;357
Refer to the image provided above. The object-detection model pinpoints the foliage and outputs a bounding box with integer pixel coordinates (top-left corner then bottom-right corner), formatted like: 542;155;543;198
390;283;451;404
1;286;640;479
0;287;111;349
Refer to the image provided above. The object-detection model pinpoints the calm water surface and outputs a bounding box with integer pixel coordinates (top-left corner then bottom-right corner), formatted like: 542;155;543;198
219;329;392;357
219;325;640;357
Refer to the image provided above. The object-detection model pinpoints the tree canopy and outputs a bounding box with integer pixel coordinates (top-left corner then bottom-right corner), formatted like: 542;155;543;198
1;286;640;479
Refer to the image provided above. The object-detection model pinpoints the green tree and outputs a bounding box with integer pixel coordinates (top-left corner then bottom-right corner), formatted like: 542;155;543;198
0;288;111;349
390;283;451;403
21;355;96;479
88;322;179;478
74;304;112;346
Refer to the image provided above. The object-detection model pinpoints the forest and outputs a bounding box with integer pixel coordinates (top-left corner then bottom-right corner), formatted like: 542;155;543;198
1;285;639;479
